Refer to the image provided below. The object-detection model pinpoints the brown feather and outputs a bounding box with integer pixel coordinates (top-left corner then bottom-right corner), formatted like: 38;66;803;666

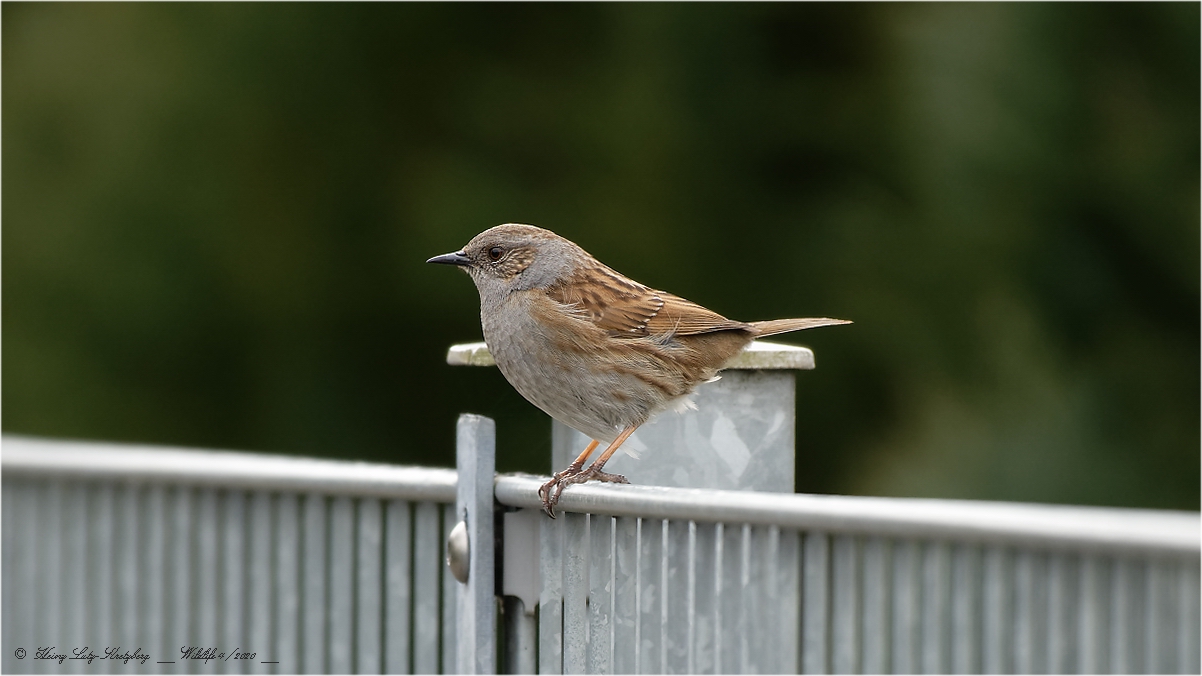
547;263;749;338
750;317;853;337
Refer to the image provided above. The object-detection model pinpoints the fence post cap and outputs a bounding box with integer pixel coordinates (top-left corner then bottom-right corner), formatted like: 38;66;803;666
447;339;816;370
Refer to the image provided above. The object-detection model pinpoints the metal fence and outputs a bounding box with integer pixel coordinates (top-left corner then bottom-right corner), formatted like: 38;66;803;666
494;475;1200;675
5;425;1200;675
2;435;461;675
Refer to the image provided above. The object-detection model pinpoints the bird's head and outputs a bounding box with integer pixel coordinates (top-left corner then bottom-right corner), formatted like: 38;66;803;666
427;223;583;299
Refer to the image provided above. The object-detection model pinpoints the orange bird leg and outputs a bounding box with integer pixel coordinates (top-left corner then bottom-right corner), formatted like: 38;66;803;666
541;426;638;517
584;426;638;475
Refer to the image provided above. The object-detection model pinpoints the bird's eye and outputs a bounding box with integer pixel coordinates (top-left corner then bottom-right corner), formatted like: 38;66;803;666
488;246;504;261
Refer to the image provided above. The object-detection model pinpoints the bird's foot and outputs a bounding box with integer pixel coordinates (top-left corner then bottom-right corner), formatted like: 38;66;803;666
538;465;629;518
539;463;584;518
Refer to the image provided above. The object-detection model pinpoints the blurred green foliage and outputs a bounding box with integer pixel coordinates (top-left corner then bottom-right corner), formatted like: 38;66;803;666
4;3;1197;510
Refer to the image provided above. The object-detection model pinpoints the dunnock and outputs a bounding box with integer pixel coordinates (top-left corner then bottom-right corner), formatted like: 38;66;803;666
429;224;850;516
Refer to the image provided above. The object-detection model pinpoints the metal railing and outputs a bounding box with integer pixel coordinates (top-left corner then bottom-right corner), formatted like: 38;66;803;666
492;473;1200;675
5;425;1200;675
2;435;461;675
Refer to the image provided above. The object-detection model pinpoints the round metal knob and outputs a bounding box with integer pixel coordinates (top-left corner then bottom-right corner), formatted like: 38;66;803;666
446;520;470;583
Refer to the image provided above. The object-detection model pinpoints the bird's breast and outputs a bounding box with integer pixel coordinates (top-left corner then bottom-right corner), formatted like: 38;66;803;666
480;290;690;443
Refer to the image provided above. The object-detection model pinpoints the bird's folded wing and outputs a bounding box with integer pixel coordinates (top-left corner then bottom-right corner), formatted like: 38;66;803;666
547;264;748;337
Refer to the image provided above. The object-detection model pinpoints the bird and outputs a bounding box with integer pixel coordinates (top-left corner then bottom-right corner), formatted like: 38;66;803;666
428;223;850;516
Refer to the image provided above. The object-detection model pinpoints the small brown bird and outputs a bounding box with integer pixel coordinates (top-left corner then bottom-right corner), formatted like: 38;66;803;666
428;224;850;516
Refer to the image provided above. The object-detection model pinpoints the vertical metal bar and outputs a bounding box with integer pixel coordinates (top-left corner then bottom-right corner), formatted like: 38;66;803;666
1013;550;1034;675
861;537;889;675
1144;558;1163;673
981;546;1009;675
717;522;740;675
778;528;803;676
454;413;496;675
31;482;53;676
1;481;18;675
921;542;950;675
441;503;459;673
1179;559;1200;675
196;489;220;676
303;492;328;675
750;525;783;675
384;500;413;675
1128;558;1149;674
35;481;58;676
636;519;664;675
664;519;690;674
1110;558;1137;674
276;493;301;675
562;512;589;675
1130;559;1150;675
248;492;274;676
951;544;981;675
1076;555;1105;675
169;487;193;676
90;484;116;675
356;498;383;675
1032;553;1049;673
115;485;141;668
11;478;38;668
1046;553;1073;675
690;522;718;674
831;535;859;675
223;490;247;676
328;496;354;674
1144;559;1173;675
62;483;88;675
539;511;565;675
143;484;168;675
588;515;615;674
891;539;919;675
802;530;830;674
411;501;442;675
612;516;639;675
686;522;697;676
738;524;753;675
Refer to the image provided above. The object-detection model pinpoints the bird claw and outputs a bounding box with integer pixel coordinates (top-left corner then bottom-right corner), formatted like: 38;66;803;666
539;465;583;518
539;466;629;518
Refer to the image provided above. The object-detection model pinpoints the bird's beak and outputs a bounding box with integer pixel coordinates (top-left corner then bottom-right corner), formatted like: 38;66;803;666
426;251;471;267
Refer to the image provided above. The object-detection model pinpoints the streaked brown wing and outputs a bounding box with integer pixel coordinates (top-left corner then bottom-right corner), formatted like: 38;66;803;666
547;263;749;337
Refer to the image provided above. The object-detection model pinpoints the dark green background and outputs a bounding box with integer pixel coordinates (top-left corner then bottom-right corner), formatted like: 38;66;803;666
5;3;1198;510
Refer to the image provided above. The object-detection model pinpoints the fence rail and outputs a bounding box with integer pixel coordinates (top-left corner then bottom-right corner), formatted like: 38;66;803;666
2;435;457;501
494;474;1199;556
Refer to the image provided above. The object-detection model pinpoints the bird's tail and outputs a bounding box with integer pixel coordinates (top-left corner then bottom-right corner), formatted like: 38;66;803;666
749;317;852;337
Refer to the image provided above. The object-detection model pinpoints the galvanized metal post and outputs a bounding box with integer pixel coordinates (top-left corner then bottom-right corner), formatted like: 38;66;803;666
454;414;497;674
448;340;815;492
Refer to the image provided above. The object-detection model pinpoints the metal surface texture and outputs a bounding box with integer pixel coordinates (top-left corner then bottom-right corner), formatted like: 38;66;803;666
503;461;1201;674
2;438;462;675
6;421;1202;675
3;435;458;501
453;339;812;493
455;414;498;674
494;475;1200;556
525;514;1200;674
551;370;797;493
